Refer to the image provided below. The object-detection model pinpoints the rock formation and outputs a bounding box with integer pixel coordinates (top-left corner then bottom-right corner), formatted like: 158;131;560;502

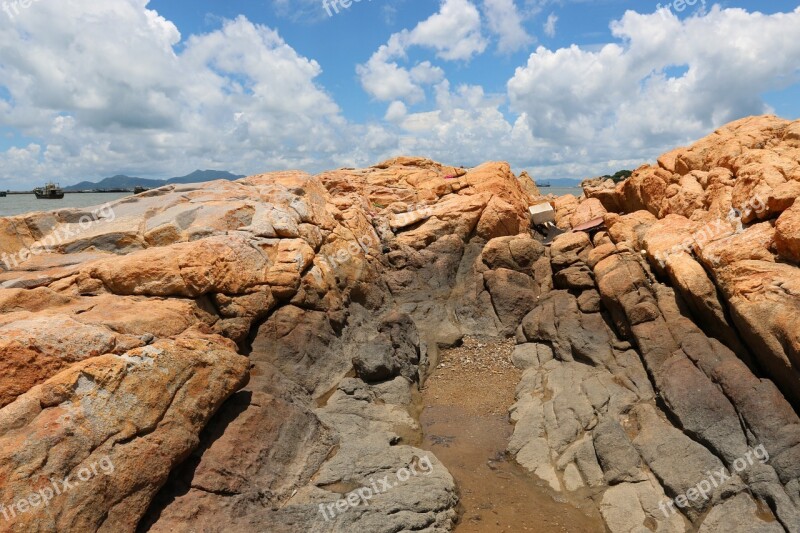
0;115;797;532
583;115;800;407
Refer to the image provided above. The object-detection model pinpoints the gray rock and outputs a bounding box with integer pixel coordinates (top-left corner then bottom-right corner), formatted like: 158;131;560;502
631;404;739;520
556;434;604;487
593;418;647;484
511;343;552;370
554;264;596;291
697;493;783;533
577;289;602;313
352;312;422;384
483;268;540;333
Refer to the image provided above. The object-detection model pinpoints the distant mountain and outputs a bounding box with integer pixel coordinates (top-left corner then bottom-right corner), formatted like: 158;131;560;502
532;178;583;187
164;170;246;185
64;170;246;191
65;175;161;191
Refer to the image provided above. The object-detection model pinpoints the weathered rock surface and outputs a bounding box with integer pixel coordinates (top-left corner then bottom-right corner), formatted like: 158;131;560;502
509;228;800;532
0;157;541;532
578;115;800;408
0;116;798;533
0;332;249;532
776;200;800;263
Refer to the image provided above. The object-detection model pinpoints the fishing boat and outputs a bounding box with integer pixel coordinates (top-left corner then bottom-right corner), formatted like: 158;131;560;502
33;182;64;199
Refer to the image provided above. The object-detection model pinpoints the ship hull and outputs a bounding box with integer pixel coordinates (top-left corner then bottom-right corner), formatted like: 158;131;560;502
34;192;64;199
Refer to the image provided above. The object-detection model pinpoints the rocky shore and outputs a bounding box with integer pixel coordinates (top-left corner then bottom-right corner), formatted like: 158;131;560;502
0;115;798;532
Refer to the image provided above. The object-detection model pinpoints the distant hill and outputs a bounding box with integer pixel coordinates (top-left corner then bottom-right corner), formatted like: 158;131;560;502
64;170;246;191
165;170;247;185
532;178;583;187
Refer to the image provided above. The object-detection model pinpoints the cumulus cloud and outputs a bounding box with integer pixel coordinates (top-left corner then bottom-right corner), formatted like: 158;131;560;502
372;80;543;170
508;6;800;174
406;0;489;61
0;0;355;186
384;101;408;122
356;39;426;104
361;4;800;179
357;0;486;103
483;0;534;53
2;1;800;189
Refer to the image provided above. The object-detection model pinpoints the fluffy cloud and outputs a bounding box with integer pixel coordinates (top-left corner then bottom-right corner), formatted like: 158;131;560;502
391;81;520;160
508;6;800;173
483;0;534;53
357;0;487;104
356;38;426;104
1;1;800;189
366;4;800;179
543;12;557;37
356;36;446;104
0;0;354;186
406;0;489;61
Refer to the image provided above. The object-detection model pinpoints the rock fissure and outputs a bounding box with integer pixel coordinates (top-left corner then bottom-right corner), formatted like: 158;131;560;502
0;119;799;532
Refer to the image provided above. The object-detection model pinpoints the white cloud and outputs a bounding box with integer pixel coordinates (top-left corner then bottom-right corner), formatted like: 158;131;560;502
2;2;800;189
356;40;427;103
384;101;408;122
410;62;446;85
543;12;557;37
508;6;800;173
0;1;355;186
406;0;488;61
483;0;534;53
357;0;486;104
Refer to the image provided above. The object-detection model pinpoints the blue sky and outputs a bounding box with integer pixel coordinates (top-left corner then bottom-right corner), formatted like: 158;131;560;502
0;0;799;188
149;0;800;123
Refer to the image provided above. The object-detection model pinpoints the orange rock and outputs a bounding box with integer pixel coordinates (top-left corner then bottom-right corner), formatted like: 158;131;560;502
607;115;800;222
617;166;671;216
776;202;800;263
581;178;620;212
0;332;248;532
570;198;607;228
553;194;579;229
768;180;800;215
517;170;543;201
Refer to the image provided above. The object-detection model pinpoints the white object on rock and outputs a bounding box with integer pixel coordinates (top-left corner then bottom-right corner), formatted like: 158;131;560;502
529;203;556;225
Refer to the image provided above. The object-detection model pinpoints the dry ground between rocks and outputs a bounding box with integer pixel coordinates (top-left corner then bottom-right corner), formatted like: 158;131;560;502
420;336;606;533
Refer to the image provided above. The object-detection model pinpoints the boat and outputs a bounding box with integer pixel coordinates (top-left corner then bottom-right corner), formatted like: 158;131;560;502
0;191;6;197
33;182;64;199
538;181;552;188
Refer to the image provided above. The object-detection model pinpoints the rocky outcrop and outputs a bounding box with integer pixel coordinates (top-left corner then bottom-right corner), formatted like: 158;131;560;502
0;116;798;533
0;332;249;532
508;229;800;532
514;117;800;531
579;115;800;408
517;170;543;201
0;157;538;532
776;201;800;263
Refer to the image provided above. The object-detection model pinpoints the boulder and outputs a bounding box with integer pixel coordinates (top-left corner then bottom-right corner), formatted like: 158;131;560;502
0;333;248;532
776;201;800;263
